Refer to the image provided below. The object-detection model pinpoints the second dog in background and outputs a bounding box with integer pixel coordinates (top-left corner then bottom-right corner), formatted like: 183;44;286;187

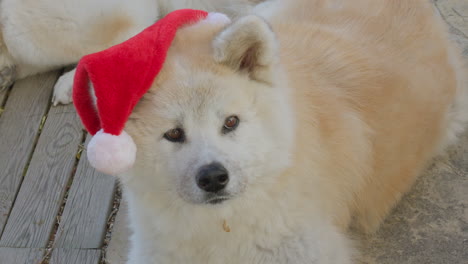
0;0;263;104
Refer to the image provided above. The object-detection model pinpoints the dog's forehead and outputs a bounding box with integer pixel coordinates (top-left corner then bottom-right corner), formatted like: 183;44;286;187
166;71;226;109
145;65;255;125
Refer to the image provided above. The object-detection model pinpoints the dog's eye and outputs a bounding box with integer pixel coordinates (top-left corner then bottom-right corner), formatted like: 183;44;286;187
164;128;185;143
223;116;239;133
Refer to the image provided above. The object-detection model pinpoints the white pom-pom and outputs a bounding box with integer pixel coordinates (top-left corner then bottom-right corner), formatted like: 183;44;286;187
205;12;231;25
87;129;136;175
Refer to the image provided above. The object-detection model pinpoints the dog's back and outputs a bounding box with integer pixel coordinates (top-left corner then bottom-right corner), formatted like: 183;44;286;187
257;0;468;232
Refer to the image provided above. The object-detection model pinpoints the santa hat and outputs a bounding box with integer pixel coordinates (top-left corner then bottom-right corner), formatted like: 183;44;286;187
73;9;230;175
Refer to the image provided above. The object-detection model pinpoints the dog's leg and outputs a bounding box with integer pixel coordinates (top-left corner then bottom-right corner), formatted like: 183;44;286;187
353;165;424;233
52;68;76;106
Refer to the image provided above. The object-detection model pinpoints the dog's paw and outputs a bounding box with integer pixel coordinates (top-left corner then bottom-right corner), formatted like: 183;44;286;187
52;69;76;106
0;65;16;91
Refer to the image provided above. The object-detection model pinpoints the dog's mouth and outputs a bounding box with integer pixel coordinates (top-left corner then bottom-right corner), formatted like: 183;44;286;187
205;195;231;205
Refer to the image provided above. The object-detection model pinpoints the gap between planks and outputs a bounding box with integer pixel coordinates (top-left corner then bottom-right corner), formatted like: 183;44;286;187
52;134;117;250
0;77;81;248
0;84;13;117
0;71;61;237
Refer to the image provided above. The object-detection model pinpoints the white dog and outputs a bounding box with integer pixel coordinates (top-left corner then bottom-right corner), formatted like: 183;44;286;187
0;0;261;104
105;0;466;263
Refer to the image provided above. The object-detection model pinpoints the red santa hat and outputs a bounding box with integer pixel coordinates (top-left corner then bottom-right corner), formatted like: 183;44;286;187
73;9;230;175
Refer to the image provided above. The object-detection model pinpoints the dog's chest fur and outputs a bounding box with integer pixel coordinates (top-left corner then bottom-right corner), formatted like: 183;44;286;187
124;181;349;264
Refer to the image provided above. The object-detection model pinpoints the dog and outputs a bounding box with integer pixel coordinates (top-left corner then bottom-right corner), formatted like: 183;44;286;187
0;0;262;104
114;0;468;263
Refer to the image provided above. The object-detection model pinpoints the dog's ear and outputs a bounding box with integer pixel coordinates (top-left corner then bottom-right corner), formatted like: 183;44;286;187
213;15;278;84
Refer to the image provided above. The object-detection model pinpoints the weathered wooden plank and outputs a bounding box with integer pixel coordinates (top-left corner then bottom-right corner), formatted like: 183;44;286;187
55;135;117;249
50;249;101;264
0;103;83;248
0;248;44;264
0;72;60;235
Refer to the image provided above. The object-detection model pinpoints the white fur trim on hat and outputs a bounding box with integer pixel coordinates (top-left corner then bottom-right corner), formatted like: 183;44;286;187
205;12;231;25
87;129;136;175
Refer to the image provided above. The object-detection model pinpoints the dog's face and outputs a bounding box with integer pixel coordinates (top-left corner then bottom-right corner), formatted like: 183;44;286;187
126;15;294;205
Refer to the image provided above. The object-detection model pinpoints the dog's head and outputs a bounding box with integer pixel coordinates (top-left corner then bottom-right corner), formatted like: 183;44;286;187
125;15;295;205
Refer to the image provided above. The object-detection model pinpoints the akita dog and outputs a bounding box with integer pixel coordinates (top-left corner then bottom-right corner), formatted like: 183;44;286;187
76;0;467;263
0;0;261;104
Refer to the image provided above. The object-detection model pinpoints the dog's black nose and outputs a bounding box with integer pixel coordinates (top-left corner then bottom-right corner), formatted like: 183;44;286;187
196;163;229;193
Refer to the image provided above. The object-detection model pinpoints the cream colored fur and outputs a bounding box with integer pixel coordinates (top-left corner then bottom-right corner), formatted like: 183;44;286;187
255;0;468;232
117;0;468;263
0;0;260;104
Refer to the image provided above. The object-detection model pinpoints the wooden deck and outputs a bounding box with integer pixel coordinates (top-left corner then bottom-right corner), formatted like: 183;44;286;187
0;71;117;264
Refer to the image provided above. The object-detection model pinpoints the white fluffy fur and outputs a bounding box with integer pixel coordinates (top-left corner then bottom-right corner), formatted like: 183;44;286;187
205;12;232;25
52;68;76;106
439;37;468;151
87;130;137;176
